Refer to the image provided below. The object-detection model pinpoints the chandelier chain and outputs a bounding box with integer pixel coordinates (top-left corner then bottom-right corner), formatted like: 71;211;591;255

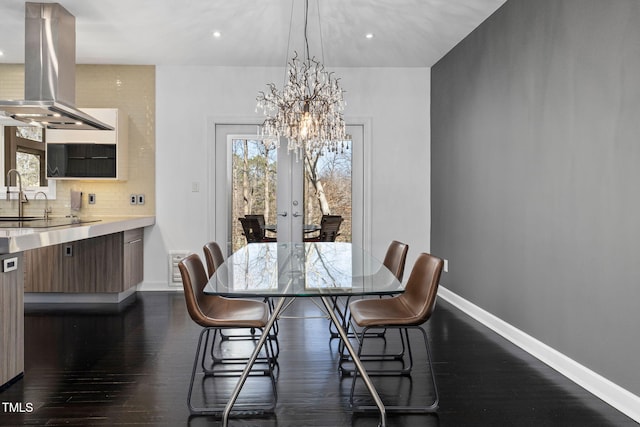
316;0;326;65
283;0;295;88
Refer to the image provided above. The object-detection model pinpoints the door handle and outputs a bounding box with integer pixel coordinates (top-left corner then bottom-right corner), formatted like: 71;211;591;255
278;211;288;217
292;211;302;218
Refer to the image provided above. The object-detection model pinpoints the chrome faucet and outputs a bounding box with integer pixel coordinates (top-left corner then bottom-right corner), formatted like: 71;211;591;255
34;191;51;220
6;169;28;218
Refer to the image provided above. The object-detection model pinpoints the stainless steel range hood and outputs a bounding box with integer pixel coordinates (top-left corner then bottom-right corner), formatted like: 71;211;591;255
0;2;113;131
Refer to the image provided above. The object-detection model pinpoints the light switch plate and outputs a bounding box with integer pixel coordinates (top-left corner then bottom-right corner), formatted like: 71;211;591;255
88;193;96;204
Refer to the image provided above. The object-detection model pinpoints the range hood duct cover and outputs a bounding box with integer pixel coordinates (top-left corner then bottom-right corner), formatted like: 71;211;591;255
0;2;113;130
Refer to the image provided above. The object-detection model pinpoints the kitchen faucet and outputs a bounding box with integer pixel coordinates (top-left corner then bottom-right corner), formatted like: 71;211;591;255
6;169;28;218
33;191;51;220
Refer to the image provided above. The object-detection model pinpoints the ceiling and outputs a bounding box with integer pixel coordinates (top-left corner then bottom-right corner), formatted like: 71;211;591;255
0;0;506;68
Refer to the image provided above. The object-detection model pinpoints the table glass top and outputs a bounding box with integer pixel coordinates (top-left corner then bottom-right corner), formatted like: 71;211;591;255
204;242;404;297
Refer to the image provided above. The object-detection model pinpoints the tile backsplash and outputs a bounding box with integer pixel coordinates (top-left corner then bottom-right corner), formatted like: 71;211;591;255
0;64;155;217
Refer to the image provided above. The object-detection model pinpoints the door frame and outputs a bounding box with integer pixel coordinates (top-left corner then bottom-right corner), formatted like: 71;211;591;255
208;116;372;256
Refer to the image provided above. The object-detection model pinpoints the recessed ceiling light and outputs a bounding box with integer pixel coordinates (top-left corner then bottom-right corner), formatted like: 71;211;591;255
0;50;4;56
212;31;221;38
365;33;374;39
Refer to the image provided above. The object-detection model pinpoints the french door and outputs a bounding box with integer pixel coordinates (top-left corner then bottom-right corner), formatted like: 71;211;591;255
213;123;365;255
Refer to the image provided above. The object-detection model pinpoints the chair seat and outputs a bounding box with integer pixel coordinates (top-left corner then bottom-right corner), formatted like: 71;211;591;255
200;296;269;328
349;296;422;327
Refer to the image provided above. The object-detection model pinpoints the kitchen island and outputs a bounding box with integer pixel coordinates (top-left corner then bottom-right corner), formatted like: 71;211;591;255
0;215;155;389
0;216;155;253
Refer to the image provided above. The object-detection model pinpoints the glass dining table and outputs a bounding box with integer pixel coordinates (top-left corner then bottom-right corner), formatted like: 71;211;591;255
204;241;404;426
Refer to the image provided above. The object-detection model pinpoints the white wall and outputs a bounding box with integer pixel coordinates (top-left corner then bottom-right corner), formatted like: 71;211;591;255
144;65;430;289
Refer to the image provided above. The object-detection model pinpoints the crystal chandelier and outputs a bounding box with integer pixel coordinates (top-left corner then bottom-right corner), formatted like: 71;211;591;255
256;0;346;158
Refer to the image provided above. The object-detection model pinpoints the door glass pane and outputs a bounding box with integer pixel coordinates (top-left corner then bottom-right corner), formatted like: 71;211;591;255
230;138;277;251
229;136;353;250
303;140;352;242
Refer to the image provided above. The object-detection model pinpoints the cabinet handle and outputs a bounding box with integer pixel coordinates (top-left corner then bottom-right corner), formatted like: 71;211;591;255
127;238;142;244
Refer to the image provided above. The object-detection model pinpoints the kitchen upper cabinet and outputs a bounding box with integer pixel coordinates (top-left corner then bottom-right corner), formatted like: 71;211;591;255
46;108;129;181
24;229;143;294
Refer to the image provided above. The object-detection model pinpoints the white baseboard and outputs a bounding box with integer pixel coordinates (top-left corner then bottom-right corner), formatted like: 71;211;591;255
438;286;640;423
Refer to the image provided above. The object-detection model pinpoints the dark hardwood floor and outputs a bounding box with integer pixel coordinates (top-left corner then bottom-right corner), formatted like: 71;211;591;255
0;292;636;426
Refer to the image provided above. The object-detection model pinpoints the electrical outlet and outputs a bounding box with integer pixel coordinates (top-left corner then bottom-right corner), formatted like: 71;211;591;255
137;194;145;205
88;193;96;204
130;194;137;205
444;259;449;273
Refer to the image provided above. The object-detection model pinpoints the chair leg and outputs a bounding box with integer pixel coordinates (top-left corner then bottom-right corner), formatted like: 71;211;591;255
349;325;439;413
339;318;408;376
196;325;278;376
188;327;278;415
209;332;278;374
188;328;213;414
201;328;212;372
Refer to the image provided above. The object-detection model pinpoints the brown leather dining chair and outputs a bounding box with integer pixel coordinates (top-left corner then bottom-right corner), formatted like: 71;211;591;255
203;241;280;351
203;241;225;279
346;252;444;413
178;253;277;414
336;240;409;368
382;240;409;283
335;240;409;359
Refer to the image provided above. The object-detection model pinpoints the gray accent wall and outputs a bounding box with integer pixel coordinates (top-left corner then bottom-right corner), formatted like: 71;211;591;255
431;0;640;395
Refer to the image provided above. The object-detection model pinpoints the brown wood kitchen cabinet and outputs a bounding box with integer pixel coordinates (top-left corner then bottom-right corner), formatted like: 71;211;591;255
123;228;144;289
24;229;144;293
0;253;24;386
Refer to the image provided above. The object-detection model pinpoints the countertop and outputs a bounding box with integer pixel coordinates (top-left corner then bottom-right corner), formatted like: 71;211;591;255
0;216;155;254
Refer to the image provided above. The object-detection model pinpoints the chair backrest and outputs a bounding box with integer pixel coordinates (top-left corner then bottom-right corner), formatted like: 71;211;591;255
178;253;220;327
318;215;343;242
383;240;409;282
398;253;444;325
203;241;225;279
239;217;264;243
245;214;266;229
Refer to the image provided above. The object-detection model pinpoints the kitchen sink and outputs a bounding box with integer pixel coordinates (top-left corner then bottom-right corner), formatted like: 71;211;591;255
0;218;101;228
0;216;43;221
